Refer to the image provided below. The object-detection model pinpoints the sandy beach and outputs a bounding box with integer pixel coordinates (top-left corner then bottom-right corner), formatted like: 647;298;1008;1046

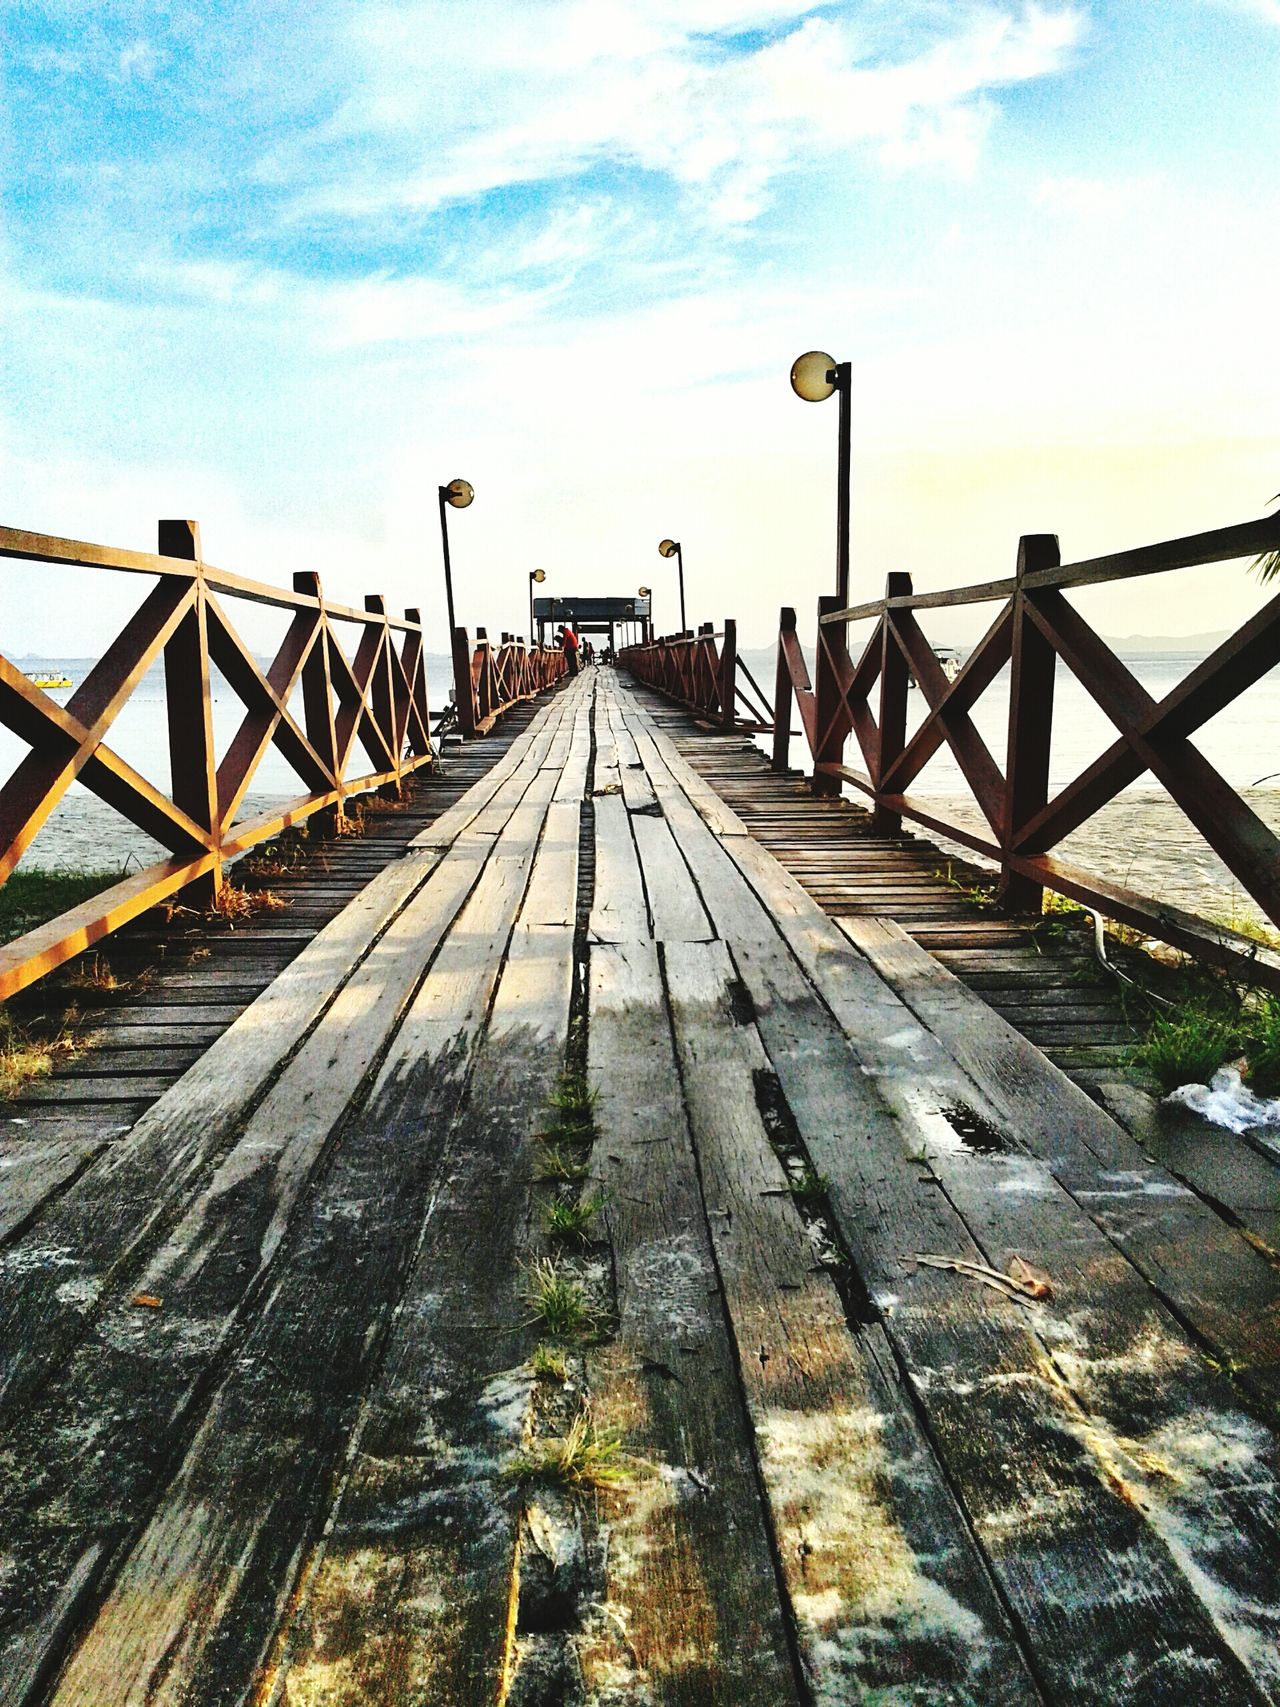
917;789;1280;938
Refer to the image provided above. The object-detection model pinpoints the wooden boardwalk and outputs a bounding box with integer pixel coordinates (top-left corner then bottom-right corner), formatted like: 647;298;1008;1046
0;703;544;1246
3;670;1280;1705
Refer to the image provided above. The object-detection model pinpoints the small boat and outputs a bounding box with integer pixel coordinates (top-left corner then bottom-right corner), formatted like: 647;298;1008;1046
908;648;963;690
933;647;962;683
27;671;72;689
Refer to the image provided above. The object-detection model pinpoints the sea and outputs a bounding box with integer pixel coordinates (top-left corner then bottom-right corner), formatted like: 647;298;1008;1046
3;652;458;878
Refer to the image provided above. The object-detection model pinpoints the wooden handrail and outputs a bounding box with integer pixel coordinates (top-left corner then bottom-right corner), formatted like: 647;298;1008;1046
0;523;423;630
0;518;565;1001
781;509;1280;986
452;628;569;737
820;512;1280;624
620;621;773;734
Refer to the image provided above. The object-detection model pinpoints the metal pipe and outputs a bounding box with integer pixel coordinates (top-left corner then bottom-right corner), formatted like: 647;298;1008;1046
437;487;457;638
835;362;851;607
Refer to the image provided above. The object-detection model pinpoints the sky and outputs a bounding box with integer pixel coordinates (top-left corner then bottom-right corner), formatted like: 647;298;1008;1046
2;0;1279;654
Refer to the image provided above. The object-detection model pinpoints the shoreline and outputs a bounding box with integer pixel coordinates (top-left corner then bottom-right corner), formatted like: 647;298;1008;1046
18;785;1280;944
911;790;1280;940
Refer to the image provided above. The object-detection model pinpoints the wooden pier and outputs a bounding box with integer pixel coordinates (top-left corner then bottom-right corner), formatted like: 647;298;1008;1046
3;667;1280;1706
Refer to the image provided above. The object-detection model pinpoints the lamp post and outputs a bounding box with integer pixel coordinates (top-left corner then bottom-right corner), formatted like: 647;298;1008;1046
437;478;474;637
638;585;652;643
529;568;546;647
790;351;851;606
658;539;685;632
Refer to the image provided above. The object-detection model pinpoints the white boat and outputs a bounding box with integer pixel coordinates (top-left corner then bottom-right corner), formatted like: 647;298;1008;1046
908;647;962;689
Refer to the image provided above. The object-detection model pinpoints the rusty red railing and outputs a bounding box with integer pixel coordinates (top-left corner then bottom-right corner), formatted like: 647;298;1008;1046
0;520;564;1001
450;626;569;737
773;511;1280;982
620;620;773;733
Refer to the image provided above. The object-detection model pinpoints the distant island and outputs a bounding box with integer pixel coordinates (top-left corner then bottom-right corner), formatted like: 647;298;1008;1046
1099;631;1230;653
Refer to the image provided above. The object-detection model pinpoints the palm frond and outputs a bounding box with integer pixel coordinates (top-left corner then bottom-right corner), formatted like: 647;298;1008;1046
1252;497;1280;584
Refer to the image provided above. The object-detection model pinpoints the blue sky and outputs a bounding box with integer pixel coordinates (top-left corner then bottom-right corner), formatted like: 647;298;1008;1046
3;0;1279;650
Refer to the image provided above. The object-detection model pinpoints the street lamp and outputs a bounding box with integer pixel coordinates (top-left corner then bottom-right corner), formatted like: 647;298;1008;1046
657;539;686;633
437;478;474;637
790;350;851;606
529;567;546;647
638;585;652;644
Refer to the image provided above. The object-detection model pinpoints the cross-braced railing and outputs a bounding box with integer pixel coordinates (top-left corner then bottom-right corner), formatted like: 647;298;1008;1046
449;627;569;737
773;513;1280;983
620;621;773;733
0;518;435;999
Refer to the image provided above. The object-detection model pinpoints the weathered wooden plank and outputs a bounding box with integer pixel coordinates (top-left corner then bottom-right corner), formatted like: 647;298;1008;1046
729;931;1270;1704
583;939;802;1704
78;1025;226;1049
608;698;658;814
519;800;580;927
408;688;572;849
629;814;714;942
637;721;749;837
3;1072;175;1104
663;941;1039;1706
59;1046;206;1073
274;920;575;1705
0;849;441;1400
588;793;648;942
1087;1074;1280;1263
551;699;592;804
41;761;566;1707
83;1003;248;1026
0;1125;129;1243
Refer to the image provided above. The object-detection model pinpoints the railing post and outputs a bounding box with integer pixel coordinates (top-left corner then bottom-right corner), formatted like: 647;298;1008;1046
159;519;220;903
293;569;342;832
999;534;1060;912
772;607;797;772
812;594;845;797
719;618;737;732
475;627;493;724
364;593;400;796
871;572;912;836
451;624;477;738
401;606;432;760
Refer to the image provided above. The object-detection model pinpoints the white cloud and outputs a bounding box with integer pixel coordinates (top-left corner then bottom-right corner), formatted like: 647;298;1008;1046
272;2;1085;228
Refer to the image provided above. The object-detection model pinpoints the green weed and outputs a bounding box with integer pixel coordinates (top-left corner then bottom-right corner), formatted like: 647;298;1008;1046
504;1413;626;1492
537;1145;591;1182
545;1072;597;1137
531;1343;569;1383
1132;1008;1242;1091
524;1257;597;1338
543;1194;608;1243
0;1011;79;1098
788;1167;831;1201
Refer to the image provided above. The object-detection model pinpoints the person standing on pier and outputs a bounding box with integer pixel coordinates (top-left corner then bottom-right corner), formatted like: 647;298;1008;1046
557;625;580;675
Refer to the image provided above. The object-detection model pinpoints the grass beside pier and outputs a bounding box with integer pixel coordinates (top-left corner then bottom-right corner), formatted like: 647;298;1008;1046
0;1011;80;1097
0;867;123;946
1134;996;1280;1095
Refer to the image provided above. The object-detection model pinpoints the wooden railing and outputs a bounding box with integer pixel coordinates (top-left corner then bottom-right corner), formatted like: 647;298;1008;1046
773;512;1280;981
0;521;560;1001
620;621;773;733
450;627;569;737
